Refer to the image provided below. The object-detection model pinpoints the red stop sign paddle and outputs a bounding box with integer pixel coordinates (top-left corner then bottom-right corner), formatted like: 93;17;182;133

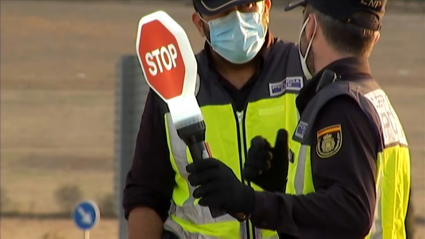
135;11;226;219
136;11;197;104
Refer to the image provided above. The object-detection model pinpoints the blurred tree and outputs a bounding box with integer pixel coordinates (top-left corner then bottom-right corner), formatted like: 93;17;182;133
54;184;83;213
97;192;117;218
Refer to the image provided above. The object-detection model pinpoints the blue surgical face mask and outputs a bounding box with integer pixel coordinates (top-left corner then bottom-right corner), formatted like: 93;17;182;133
201;10;267;64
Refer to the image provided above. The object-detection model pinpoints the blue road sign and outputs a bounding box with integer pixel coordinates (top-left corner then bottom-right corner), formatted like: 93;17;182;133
72;200;100;231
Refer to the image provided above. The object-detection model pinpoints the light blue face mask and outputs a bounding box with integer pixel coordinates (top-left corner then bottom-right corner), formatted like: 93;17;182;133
202;10;267;64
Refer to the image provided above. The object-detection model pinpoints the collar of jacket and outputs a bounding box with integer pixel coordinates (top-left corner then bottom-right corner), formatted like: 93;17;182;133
296;57;373;114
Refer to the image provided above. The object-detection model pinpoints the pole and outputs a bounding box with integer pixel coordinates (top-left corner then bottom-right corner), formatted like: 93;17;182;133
84;230;90;239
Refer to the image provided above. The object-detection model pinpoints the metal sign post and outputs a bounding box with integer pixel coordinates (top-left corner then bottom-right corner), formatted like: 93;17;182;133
84;230;90;239
72;200;100;239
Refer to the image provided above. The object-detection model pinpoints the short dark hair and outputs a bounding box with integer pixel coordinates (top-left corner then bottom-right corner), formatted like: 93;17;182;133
192;0;198;12
306;5;378;56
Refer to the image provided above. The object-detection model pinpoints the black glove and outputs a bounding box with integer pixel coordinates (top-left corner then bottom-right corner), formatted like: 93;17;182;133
186;158;255;219
243;129;289;192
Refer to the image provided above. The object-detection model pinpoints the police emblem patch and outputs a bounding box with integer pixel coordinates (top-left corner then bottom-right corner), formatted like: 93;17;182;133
316;124;342;158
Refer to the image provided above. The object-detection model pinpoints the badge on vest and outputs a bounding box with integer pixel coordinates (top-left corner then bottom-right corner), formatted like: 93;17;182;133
295;121;308;139
286;77;304;91
269;77;303;97
269;80;285;96
316;124;342;158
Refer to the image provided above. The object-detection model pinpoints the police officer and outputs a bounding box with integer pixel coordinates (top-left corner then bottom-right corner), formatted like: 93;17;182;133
186;0;412;238
123;0;304;238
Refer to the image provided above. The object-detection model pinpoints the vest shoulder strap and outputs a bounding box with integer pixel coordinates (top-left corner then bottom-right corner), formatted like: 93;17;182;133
293;80;353;144
292;76;381;145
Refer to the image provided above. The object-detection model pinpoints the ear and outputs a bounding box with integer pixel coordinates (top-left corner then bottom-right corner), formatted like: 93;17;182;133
264;0;272;22
304;14;317;42
192;12;206;37
365;31;380;57
374;31;381;44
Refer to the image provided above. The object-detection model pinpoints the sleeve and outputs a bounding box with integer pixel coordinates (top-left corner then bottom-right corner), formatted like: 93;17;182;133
122;89;175;222
250;96;379;237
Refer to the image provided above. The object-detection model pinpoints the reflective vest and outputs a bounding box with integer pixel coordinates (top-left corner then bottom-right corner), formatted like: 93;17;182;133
286;78;411;239
162;43;303;239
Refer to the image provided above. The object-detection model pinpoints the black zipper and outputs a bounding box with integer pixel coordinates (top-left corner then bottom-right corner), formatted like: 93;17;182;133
233;104;256;239
209;70;259;238
240;107;257;239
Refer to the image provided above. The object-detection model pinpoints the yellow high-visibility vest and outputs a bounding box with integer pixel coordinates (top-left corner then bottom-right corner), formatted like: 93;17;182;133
162;43;303;239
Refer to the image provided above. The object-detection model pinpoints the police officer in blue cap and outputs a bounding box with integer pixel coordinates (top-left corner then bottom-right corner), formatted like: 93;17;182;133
124;0;305;238
185;0;413;238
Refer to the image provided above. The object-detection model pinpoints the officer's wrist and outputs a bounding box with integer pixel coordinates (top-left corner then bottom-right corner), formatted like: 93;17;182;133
229;185;255;221
234;212;251;222
242;186;255;218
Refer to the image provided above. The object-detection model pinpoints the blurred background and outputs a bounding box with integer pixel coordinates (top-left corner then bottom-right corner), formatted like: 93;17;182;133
1;0;424;239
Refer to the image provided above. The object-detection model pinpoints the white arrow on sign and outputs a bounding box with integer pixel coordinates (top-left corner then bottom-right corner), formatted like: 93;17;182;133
77;207;93;225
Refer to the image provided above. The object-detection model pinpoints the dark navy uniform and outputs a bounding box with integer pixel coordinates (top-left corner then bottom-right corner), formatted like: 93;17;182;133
249;57;412;238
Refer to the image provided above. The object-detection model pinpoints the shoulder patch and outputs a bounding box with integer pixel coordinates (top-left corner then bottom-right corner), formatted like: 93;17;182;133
316;124;342;158
269;79;285;96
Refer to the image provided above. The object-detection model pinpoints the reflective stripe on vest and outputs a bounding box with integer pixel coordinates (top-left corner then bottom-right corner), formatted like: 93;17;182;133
165;218;216;239
287;80;410;239
162;42;303;238
294;145;308;195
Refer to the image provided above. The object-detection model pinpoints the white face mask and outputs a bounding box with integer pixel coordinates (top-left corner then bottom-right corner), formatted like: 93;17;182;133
298;15;317;80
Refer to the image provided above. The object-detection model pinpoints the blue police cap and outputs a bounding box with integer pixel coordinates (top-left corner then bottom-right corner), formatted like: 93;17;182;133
285;0;387;30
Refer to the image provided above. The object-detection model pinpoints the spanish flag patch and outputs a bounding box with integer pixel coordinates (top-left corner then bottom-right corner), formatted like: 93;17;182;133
316;124;342;158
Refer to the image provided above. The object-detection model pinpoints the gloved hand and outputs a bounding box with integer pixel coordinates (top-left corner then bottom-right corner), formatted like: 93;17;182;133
186;158;255;219
243;129;289;192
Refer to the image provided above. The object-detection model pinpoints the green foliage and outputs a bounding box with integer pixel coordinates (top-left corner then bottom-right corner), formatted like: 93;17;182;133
97;192;117;218
54;184;83;213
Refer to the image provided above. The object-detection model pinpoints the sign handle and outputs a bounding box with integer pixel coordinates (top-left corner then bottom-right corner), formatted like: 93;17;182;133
188;142;227;218
177;121;227;218
84;230;90;239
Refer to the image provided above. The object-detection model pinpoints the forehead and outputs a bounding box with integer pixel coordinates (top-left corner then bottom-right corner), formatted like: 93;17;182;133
202;1;263;19
200;0;258;8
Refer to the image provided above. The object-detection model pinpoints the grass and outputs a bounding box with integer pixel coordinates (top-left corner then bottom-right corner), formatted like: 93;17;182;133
1;90;114;213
